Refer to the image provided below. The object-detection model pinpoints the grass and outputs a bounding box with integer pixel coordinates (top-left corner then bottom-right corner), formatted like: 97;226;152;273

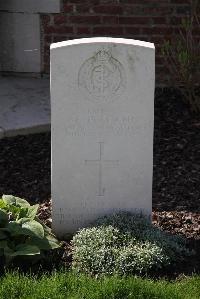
0;271;199;299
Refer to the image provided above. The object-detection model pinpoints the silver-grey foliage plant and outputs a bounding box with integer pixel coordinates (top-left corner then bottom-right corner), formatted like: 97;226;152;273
72;212;193;276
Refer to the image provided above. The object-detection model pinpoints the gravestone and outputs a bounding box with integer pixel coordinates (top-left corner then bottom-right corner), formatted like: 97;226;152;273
51;37;155;237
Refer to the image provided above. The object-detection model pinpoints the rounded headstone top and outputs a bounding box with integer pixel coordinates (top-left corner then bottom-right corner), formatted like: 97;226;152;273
50;37;155;50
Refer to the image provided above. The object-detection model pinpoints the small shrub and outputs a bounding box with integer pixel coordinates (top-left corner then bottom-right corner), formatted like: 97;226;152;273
72;212;193;276
0;195;60;266
94;213;191;263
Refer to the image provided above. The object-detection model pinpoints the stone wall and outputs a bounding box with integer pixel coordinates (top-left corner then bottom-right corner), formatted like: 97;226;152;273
41;0;199;85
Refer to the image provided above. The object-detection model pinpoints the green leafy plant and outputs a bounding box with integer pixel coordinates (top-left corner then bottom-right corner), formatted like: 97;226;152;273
0;195;60;265
72;212;193;276
162;0;200;112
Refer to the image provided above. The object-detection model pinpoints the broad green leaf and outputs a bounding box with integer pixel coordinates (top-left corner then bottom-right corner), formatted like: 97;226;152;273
15;196;30;207
43;238;60;250
18;207;29;218
27;236;60;250
46;234;60;243
26;204;39;219
0;230;7;240
0;209;8;227
0;228;9;232
2;195;30;207
0;199;7;209
4;245;14;256
17;217;32;224
7;222;23;236
8;205;21;218
10;244;40;257
35;216;51;233
0;240;7;248
22;220;44;239
2;195;16;206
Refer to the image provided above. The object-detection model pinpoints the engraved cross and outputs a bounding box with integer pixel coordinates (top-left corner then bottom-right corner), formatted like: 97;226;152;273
85;142;119;196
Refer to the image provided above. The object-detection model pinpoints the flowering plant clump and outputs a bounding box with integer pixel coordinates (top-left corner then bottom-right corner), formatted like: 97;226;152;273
72;212;192;276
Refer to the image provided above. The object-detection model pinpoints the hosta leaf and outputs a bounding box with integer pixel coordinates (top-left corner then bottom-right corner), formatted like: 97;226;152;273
0;230;7;240
0;228;9;232
8;205;21;218
43;238;60;250
27;236;60;250
35;216;51;233
19;207;29;218
4;246;14;256
22;220;44;239
0;199;7;209
26;204;39;220
46;234;60;243
0;240;7;248
2;195;16;206
6;244;40;257
17;217;31;224
15;196;30;207
0;209;8;227
7;222;24;236
2;195;30;207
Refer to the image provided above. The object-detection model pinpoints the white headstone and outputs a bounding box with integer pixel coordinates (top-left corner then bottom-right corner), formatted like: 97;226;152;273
51;37;155;237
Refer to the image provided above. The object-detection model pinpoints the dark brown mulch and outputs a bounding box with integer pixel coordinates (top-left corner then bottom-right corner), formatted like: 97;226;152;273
0;88;199;238
152;211;200;240
153;89;200;213
0;133;51;203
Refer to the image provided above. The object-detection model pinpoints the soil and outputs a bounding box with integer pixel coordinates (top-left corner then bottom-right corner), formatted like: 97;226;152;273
0;88;199;276
153;88;200;213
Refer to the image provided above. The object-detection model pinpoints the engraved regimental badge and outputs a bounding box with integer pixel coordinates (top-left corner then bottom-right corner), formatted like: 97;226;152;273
78;49;126;102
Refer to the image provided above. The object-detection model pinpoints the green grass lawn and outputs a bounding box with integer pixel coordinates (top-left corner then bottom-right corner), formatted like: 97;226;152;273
0;271;199;299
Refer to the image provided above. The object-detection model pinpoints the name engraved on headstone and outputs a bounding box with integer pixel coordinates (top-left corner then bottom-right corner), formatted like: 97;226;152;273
85;142;119;196
64;109;140;137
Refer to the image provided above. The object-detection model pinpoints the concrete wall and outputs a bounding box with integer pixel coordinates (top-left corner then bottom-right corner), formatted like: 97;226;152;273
0;0;60;73
0;0;60;13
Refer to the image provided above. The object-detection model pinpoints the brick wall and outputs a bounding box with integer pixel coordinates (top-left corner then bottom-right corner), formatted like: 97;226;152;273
41;0;199;84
